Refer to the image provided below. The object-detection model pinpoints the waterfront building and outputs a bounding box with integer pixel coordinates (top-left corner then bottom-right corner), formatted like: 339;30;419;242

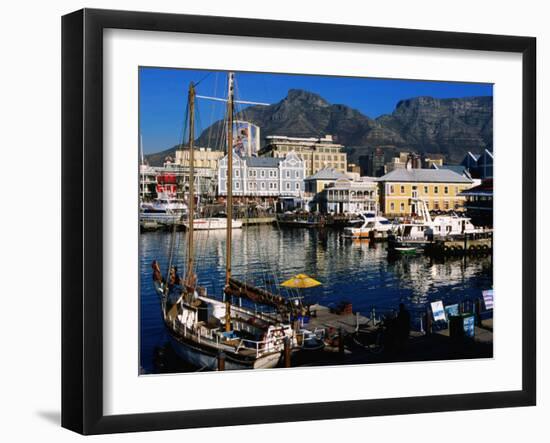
175;146;224;170
258;134;347;176
475;149;494;179
347;163;361;174
459;178;493;227
218;150;305;197
139;164;158;200
423;153;445;168
378;167;473;216
430;163;472;179
461;151;481;171
304;167;348;194
170;147;225;197
316;177;378;214
359;148;386;177
460;149;493;179
384;151;422;173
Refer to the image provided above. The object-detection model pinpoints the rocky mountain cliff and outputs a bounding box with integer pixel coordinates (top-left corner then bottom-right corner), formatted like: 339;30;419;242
146;89;492;165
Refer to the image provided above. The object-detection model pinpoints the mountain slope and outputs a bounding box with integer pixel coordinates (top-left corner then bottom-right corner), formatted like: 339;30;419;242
146;90;492;166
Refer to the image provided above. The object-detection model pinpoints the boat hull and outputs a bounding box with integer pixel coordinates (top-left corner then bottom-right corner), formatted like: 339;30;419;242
185;218;243;230
169;333;282;371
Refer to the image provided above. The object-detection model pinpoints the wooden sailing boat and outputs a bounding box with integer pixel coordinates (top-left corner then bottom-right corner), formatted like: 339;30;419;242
156;75;322;370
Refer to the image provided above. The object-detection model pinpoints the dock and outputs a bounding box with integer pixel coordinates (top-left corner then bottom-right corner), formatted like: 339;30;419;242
425;232;493;256
240;216;276;226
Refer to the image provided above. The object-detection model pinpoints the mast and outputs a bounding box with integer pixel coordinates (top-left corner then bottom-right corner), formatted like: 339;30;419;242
140;134;145;201
186;82;196;288
225;72;234;286
225;72;235;332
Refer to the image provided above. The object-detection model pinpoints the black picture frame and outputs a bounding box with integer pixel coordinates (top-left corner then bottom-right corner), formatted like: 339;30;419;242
62;8;536;435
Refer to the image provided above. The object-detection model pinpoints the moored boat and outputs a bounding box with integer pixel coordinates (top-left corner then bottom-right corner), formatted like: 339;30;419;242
344;212;394;239
154;74;322;371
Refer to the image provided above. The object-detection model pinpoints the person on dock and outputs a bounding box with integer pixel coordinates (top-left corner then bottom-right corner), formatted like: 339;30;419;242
396;303;411;351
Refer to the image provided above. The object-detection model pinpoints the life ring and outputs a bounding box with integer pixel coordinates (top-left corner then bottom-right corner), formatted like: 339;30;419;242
481;244;490;251
443;246;451;254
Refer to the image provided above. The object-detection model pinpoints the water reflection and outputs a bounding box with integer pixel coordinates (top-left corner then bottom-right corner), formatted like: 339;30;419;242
139;226;492;372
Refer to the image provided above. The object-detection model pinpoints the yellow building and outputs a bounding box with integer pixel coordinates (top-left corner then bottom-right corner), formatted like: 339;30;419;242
378;168;473;216
304;167;348;194
175;147;224;169
259;135;347;176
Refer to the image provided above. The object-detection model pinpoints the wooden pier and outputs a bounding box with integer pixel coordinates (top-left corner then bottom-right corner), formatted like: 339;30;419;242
241;216;276;226
425;232;493;256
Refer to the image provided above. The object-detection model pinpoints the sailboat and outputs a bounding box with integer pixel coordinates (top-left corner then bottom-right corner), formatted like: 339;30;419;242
155;74;321;370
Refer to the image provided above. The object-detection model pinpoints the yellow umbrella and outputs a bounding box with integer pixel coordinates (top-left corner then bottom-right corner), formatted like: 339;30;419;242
281;273;322;289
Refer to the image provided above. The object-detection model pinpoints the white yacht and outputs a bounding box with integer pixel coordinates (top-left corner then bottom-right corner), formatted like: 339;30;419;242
344;213;394;239
390;199;484;248
184;215;243;230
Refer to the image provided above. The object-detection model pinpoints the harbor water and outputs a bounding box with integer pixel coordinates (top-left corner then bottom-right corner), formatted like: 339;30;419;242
140;226;493;373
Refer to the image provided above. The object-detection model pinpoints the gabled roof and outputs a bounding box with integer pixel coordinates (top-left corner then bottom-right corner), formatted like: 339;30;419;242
379;168;472;183
468;152;481;161
243;156;280;168
432;164;471;177
305;167;348;181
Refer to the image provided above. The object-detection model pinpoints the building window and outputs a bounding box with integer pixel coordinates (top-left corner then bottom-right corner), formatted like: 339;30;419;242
295;170;300;178
444;186;449;194
400;185;405;194
260;170;265;178
424;186;428;194
434;186;439;194
235;181;240;189
295;183;300;190
390;202;395;211
444;200;449;210
235;169;240;177
400;202;405;211
248;170;253;177
269;170;273;177
261;182;265;189
286;183;290;190
434;201;439;209
390;185;394;194
286;170;290;178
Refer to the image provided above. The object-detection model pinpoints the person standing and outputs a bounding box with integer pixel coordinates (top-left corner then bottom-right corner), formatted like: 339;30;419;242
396;303;411;351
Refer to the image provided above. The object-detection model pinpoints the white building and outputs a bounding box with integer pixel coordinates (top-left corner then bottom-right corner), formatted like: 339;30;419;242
218;151;306;197
316;177;379;214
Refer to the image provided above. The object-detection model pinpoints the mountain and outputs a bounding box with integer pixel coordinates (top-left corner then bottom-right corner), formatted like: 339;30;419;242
375;96;493;163
145;90;492;166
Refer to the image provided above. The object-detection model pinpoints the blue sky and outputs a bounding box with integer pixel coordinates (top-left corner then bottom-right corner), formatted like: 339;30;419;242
139;67;493;154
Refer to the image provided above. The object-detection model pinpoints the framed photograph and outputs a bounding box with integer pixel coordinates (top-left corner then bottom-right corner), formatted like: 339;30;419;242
62;8;536;435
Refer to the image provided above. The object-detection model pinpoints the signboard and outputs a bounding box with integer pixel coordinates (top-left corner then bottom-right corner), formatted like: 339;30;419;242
482;289;494;310
430;301;446;322
233;121;260;157
444;304;459;319
463;315;475;338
